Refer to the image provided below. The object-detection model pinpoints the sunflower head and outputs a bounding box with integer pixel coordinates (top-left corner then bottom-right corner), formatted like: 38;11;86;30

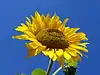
12;11;88;67
36;28;69;49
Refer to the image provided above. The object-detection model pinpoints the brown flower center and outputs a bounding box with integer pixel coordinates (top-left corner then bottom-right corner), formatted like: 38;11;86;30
36;28;69;49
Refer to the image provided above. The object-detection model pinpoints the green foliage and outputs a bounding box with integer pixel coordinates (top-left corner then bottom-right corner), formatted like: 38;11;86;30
20;74;27;75
65;59;79;67
16;68;46;75
16;72;27;75
31;68;46;75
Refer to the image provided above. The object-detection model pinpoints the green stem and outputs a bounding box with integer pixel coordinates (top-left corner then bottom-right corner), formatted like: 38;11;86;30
63;66;77;75
46;59;53;75
52;66;62;75
52;65;68;75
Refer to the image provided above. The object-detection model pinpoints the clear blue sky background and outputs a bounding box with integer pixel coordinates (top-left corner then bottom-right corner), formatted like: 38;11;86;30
0;0;99;75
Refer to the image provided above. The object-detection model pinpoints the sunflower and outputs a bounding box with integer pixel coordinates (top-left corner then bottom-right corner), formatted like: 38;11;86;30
12;11;88;66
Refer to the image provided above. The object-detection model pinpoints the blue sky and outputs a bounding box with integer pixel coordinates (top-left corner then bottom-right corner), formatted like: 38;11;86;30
0;0;100;75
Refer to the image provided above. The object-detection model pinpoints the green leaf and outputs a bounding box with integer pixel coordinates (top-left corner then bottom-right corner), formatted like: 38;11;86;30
31;68;46;75
20;74;27;75
16;72;27;75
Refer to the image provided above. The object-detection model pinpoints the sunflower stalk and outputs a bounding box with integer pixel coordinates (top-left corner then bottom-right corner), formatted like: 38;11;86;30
52;66;62;75
52;65;68;75
46;59;53;75
63;66;77;75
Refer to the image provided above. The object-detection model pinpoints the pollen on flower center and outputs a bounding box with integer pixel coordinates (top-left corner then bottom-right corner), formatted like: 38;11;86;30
36;28;69;49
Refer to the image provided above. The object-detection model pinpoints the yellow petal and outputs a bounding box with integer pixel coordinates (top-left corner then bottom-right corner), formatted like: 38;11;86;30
42;49;54;59
83;54;88;58
69;32;88;41
26;21;31;27
55;49;63;57
35;11;42;22
59;22;70;33
60;27;70;34
26;49;36;58
26;42;37;49
66;56;81;67
58;25;65;32
62;18;69;26
12;34;37;42
35;47;46;55
46;13;50;18
15;24;28;32
78;42;89;48
59;18;69;32
70;44;88;52
31;41;46;49
65;28;80;37
67;47;83;56
52;53;57;61
57;56;64;67
74;56;81;61
16;22;36;37
67;28;80;37
25;43;37;57
31;15;35;24
35;11;44;28
26;17;31;24
49;13;62;29
75;50;83;56
49;13;57;28
21;22;34;35
48;49;54;59
42;49;58;61
42;13;50;28
64;51;71;60
67;50;77;56
26;42;46;57
42;48;49;55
